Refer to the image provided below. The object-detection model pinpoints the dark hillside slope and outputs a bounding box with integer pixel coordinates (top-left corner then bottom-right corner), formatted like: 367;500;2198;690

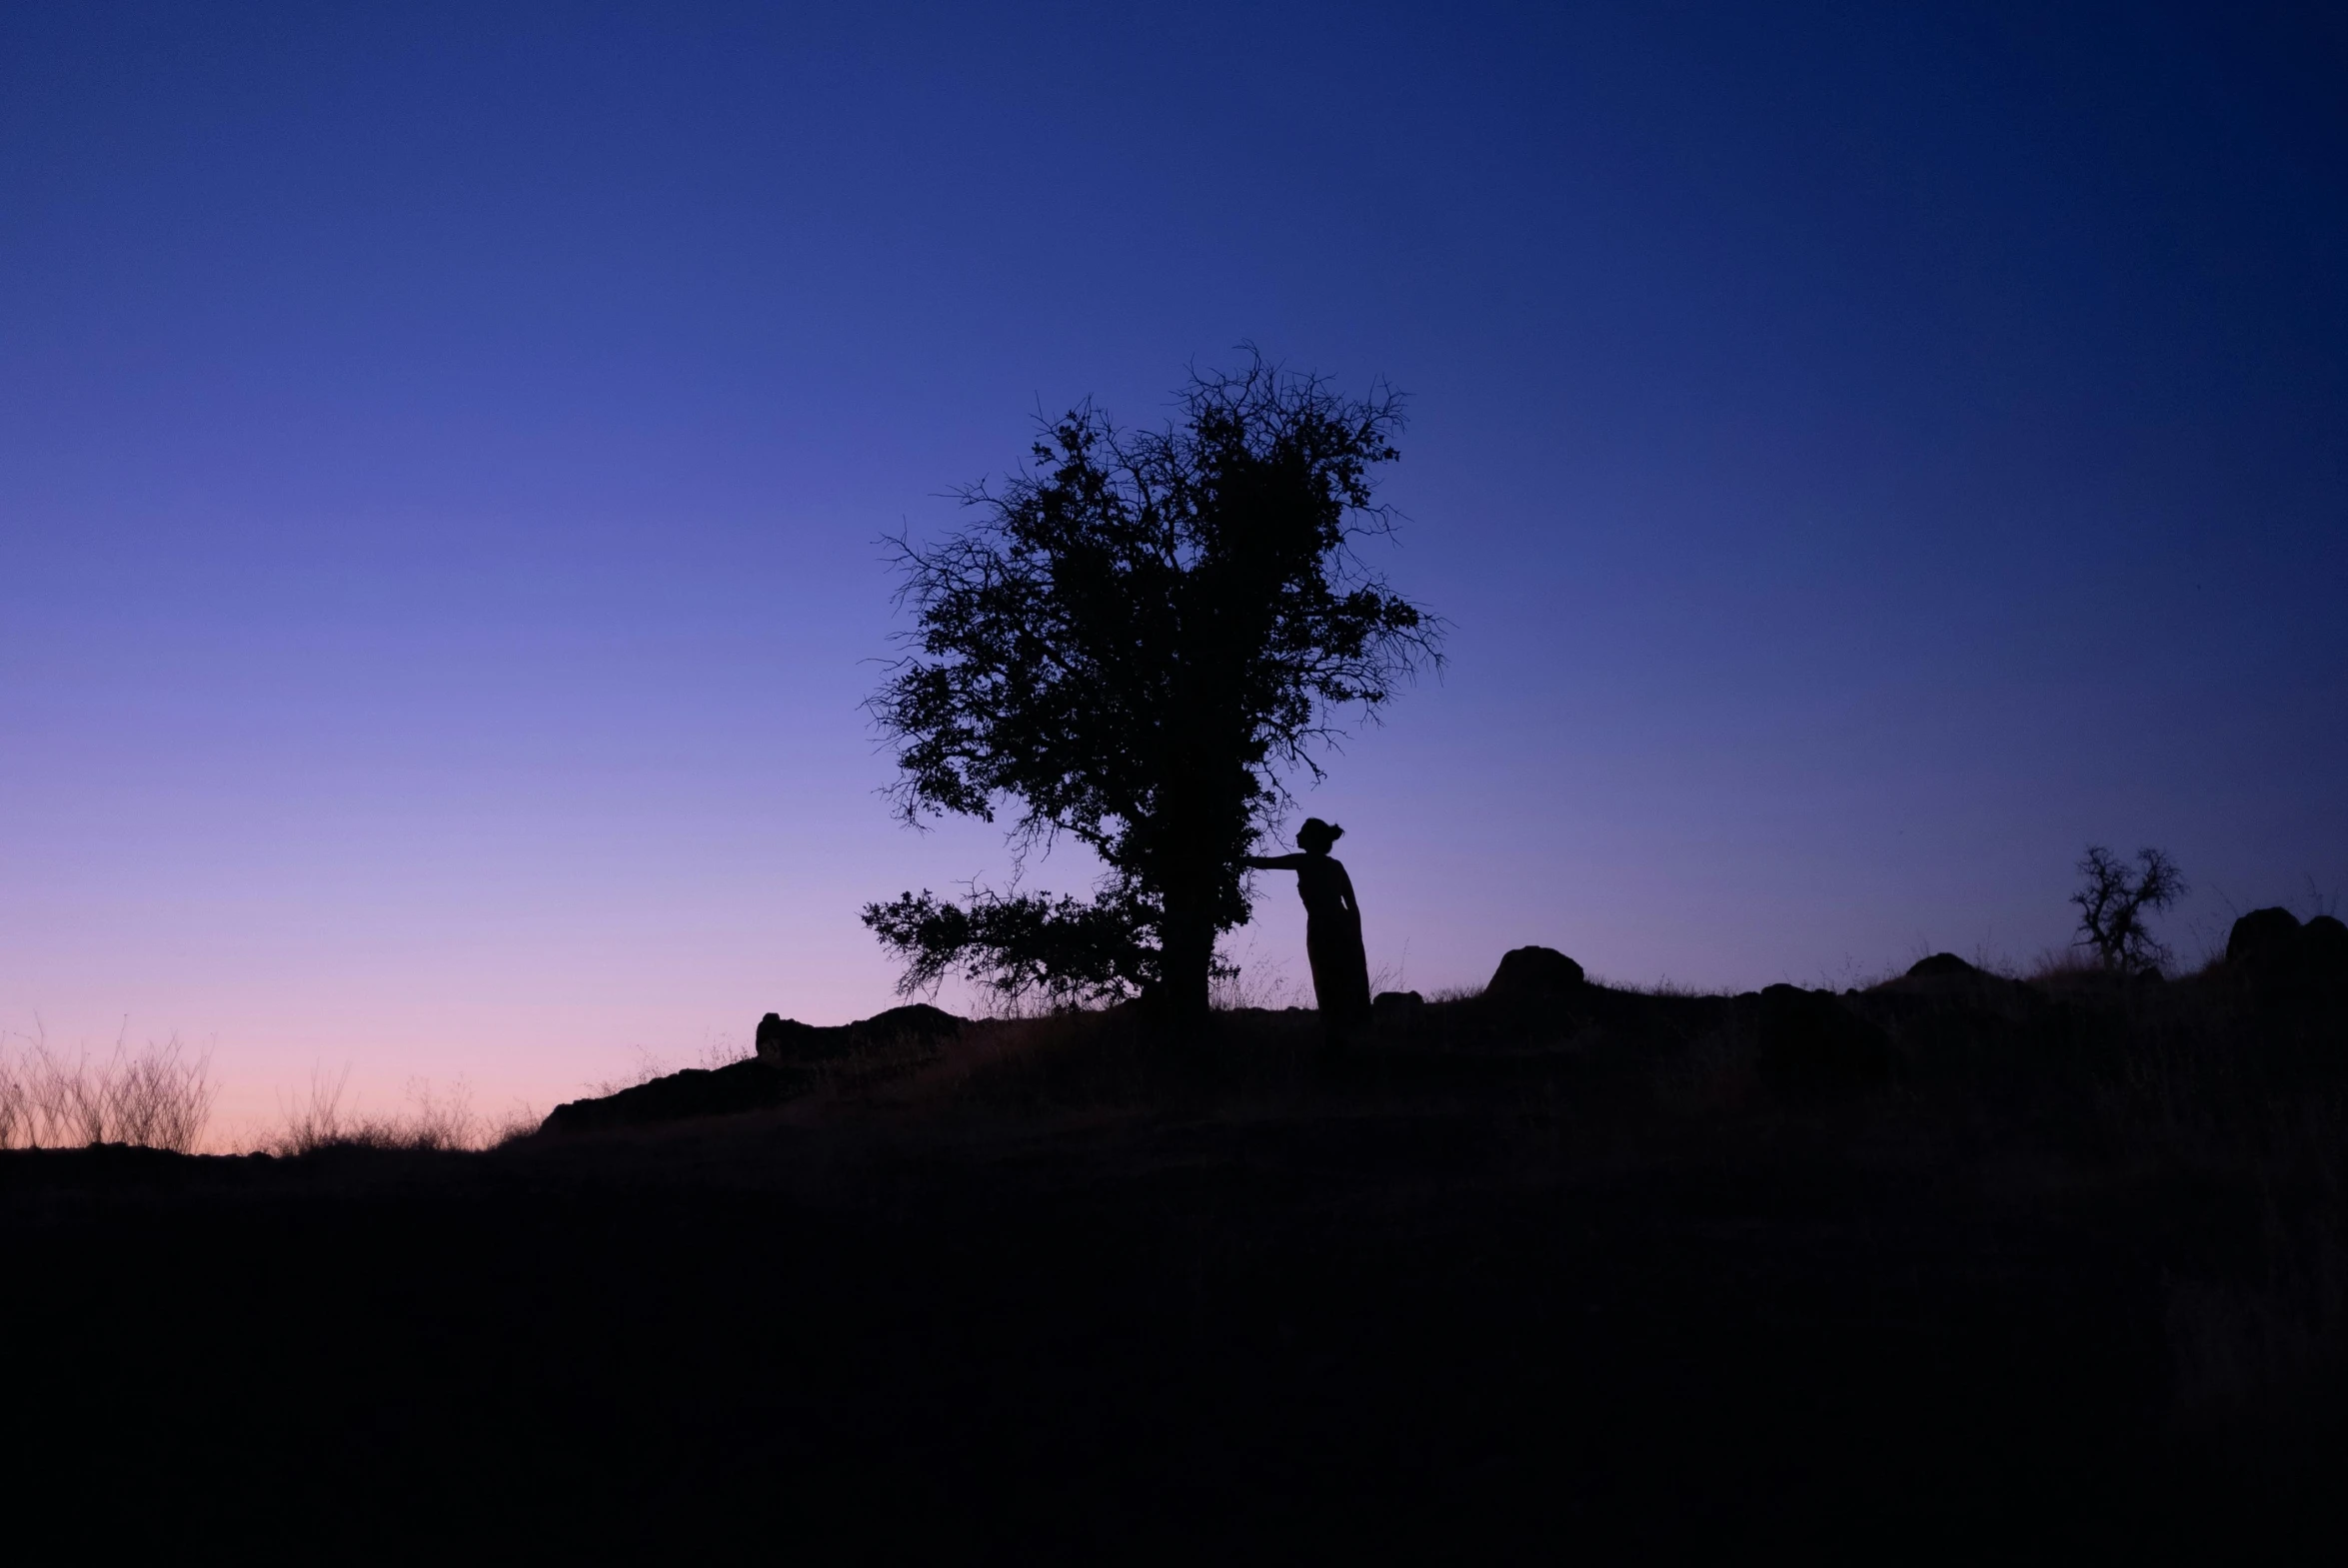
6;966;2344;1556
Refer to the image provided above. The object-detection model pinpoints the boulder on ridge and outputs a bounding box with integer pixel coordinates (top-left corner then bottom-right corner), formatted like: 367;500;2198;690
2305;914;2348;977
2226;907;2304;968
1485;946;1585;999
757;1002;965;1064
2225;906;2348;985
543;1002;969;1135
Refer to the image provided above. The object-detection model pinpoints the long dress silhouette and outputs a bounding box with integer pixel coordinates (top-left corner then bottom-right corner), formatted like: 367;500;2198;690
1244;818;1373;1041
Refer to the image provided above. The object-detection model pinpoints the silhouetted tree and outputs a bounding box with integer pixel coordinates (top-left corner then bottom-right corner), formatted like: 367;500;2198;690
2070;844;2187;972
863;356;1440;1022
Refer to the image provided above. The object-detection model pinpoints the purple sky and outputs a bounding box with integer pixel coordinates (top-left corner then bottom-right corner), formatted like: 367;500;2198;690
5;2;2344;1138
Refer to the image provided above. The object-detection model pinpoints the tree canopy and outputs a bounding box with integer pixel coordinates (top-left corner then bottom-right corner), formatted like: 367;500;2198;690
863;356;1441;1020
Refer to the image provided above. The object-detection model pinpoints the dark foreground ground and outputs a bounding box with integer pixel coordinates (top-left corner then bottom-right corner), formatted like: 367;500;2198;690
8;955;2346;1559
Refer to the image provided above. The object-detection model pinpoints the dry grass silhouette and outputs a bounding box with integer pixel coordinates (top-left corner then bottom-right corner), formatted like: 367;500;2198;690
271;1070;538;1154
580;1032;753;1097
0;1025;215;1152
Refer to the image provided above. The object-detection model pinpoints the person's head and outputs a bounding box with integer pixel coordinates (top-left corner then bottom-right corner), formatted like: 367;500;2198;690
1295;817;1344;854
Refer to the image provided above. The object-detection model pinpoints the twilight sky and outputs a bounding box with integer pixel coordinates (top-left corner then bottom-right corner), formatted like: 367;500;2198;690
5;2;2344;1137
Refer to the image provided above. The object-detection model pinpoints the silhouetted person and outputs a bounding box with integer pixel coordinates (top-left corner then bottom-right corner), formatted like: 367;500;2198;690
1245;818;1373;1042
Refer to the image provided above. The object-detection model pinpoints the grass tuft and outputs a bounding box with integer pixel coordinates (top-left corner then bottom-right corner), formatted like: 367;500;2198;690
0;1024;215;1152
270;1070;537;1155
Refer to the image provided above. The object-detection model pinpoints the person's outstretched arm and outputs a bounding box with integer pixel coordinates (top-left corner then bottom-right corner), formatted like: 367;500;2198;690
1244;853;1307;870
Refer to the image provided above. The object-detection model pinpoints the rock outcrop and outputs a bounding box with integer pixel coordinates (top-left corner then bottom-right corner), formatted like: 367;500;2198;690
1485;946;1585;999
2227;907;2305;968
2307;914;2348;976
544;1003;967;1135
756;1003;963;1064
2224;907;2348;985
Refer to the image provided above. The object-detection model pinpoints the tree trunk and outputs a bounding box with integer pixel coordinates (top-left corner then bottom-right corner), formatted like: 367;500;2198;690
1158;880;1215;1028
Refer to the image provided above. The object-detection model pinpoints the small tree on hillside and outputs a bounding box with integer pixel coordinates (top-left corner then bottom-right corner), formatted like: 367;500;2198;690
863;356;1441;1023
2070;844;2187;973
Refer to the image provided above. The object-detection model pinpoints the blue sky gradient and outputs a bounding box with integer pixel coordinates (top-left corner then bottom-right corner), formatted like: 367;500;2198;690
5;2;2343;1132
